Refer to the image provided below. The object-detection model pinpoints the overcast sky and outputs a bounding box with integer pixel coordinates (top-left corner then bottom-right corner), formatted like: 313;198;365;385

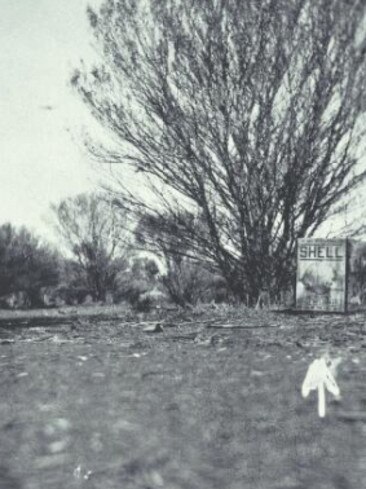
0;0;103;241
1;0;365;244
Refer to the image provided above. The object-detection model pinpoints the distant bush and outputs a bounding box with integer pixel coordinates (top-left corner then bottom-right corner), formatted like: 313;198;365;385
135;212;230;307
162;256;228;306
113;256;164;310
0;223;60;308
51;192;130;302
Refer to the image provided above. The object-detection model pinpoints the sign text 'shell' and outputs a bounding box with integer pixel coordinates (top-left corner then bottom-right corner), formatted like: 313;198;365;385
298;244;344;260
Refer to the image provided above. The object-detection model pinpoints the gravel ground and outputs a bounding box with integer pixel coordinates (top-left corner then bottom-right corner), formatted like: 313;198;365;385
0;307;366;489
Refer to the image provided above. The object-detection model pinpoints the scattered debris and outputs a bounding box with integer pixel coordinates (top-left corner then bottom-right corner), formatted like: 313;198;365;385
207;323;276;329
193;334;214;346
84;471;93;480
143;323;164;333
16;372;29;378
49;439;69;454
150;471;164;487
73;465;82;479
171;332;198;341
162;321;178;328
92;372;105;378
250;369;266;377
141;370;166;379
73;465;93;480
53;418;71;431
35;453;69;469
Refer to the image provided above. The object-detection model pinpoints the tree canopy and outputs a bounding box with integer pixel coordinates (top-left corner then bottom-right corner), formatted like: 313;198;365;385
73;0;366;302
51;192;129;301
0;223;59;306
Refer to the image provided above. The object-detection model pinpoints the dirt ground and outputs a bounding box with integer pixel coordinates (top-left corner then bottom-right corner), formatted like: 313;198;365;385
0;306;366;489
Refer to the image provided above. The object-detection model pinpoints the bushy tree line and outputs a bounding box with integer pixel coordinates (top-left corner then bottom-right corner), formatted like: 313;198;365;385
51;193;129;302
0;224;60;308
0;193;227;309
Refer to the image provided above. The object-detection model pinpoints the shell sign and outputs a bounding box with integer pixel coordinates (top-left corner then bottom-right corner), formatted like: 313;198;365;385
296;239;347;312
296;238;366;312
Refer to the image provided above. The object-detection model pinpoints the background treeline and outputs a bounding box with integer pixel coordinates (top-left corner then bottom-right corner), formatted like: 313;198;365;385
0;192;230;310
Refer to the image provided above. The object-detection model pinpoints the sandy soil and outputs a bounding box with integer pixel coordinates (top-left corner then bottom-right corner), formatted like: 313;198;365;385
0;307;365;489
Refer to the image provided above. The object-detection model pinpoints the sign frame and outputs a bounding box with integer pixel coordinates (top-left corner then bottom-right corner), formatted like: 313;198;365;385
295;238;348;313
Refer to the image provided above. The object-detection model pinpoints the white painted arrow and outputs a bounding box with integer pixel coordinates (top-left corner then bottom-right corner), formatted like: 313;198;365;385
301;357;341;418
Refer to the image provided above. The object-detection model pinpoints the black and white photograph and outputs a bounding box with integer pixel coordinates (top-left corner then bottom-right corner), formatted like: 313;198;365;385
1;1;366;487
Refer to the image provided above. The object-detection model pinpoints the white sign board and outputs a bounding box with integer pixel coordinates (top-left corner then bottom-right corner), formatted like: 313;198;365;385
296;239;347;312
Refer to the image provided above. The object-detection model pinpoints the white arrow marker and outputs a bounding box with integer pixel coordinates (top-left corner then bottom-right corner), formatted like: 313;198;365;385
301;357;341;418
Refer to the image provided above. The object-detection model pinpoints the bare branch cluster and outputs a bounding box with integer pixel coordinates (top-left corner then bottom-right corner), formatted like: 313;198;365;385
50;192;130;301
73;0;366;301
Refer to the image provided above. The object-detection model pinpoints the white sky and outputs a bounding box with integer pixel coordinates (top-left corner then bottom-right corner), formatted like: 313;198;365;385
0;0;364;244
0;0;103;241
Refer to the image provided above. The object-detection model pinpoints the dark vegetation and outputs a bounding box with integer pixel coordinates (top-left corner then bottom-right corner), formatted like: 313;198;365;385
0;224;60;308
50;193;130;303
0;194;232;311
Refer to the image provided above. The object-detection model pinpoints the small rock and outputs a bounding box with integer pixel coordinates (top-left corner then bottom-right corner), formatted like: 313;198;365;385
262;353;272;361
150;471;164;487
16;372;29;378
50;335;65;343
73;465;82;479
73;465;92;480
84;471;93;480
143;323;164;333
0;339;15;345
193;335;212;346
49;439;68;454
250;370;265;377
53;418;71;431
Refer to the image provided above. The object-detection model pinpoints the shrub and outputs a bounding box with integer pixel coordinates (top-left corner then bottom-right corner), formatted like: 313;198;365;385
0;224;60;308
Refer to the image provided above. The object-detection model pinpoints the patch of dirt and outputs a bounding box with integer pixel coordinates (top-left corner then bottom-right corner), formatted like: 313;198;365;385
0;308;365;488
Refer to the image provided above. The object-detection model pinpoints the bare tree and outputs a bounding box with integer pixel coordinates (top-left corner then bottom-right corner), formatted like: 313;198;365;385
73;0;366;303
135;212;228;305
51;193;129;302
